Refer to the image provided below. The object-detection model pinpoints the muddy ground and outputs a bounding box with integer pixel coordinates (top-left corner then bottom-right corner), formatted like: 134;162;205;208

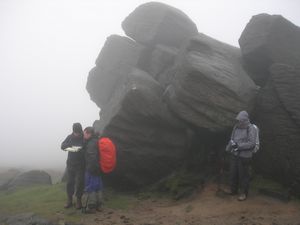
80;184;300;225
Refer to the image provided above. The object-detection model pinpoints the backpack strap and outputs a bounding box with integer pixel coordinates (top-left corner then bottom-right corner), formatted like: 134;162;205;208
247;124;260;152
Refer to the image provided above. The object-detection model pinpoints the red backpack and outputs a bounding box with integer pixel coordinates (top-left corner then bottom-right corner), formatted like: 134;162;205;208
98;137;117;173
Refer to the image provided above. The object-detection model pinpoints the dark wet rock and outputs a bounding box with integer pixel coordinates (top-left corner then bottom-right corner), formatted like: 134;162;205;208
122;2;198;48
164;33;258;131
5;170;52;190
254;64;300;196
87;32;188;189
239;13;300;86
87;35;145;109
139;44;178;84
97;68;188;188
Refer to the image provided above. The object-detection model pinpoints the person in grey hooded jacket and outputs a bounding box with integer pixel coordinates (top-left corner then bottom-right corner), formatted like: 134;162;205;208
226;110;257;201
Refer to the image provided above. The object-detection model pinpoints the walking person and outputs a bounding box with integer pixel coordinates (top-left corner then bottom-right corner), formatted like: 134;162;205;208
61;123;85;209
226;111;258;201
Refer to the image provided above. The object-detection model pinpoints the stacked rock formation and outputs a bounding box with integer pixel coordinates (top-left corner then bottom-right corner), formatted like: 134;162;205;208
86;2;300;195
86;2;257;189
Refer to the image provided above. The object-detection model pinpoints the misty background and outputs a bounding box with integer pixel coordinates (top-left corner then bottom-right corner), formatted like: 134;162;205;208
0;0;299;170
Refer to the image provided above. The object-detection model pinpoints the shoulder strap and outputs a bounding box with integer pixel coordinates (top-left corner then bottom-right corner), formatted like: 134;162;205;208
246;123;256;139
231;125;237;139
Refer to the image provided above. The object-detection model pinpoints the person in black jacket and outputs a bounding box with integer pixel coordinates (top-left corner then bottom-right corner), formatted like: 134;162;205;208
61;123;85;209
83;127;103;213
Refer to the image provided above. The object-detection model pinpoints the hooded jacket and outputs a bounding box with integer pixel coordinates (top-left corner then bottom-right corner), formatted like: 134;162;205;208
229;111;257;158
61;133;85;168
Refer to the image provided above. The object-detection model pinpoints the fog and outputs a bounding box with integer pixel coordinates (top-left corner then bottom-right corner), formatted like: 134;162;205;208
0;0;299;170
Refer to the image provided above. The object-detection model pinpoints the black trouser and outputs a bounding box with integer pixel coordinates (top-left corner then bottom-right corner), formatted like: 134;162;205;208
66;165;85;199
229;155;251;195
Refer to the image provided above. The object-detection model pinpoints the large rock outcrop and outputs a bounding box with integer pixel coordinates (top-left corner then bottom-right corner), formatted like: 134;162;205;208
86;3;260;189
165;33;258;131
239;13;300;86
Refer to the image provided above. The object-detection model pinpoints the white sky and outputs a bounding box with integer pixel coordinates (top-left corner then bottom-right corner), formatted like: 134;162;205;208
0;0;299;169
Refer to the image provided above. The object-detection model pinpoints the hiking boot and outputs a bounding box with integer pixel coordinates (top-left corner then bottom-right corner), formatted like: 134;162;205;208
238;193;247;201
75;198;82;209
64;199;73;209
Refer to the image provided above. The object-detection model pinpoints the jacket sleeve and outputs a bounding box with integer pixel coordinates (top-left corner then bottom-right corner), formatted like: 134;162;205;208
238;125;256;151
61;135;72;150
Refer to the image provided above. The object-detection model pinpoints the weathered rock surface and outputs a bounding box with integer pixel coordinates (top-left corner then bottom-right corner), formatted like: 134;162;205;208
87;35;144;109
165;33;258;131
254;64;300;196
140;44;178;84
239;13;300;86
122;2;198;48
87;33;188;188
4;170;52;190
94;68;188;188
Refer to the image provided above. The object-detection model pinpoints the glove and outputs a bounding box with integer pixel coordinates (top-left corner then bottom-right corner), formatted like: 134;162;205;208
230;140;238;152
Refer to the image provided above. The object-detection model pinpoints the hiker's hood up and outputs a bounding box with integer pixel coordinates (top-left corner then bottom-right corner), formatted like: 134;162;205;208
236;111;249;121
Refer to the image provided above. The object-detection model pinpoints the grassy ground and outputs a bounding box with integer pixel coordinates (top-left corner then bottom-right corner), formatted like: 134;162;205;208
0;183;79;222
0;183;138;223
